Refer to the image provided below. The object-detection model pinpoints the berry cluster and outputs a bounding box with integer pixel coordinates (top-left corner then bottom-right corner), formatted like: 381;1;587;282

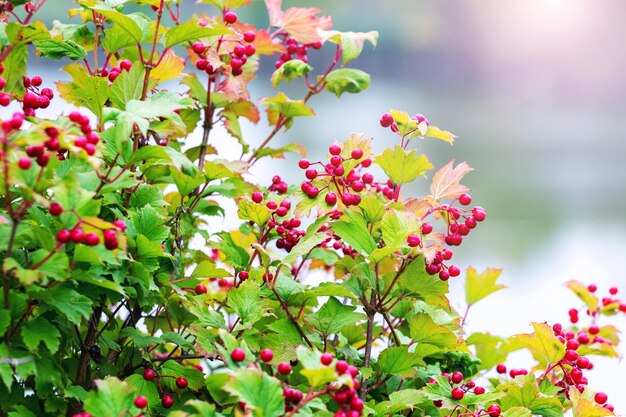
494;363;529;379
421;195;486;281
298;145;371;206
102;59;132;82
68;111;100;156
19;75;54;116
329;358;363;417
250;191;305;253
275;35;322;68
56;215;125;251
191;12;255;77
142;367;189;409
429;371;500;417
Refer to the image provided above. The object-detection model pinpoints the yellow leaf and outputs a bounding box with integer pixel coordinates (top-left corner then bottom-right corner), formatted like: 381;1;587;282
465;266;505;305
151;49;185;83
566;280;599;312
506;322;565;367
569;387;614;417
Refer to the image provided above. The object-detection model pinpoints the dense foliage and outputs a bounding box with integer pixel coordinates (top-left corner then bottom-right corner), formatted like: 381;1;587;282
0;1;624;417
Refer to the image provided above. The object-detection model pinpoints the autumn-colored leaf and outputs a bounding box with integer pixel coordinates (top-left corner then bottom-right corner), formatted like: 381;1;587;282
265;0;332;44
569;387;614;417
428;160;473;203
565;280;599;312
151;49;185;83
506;322;565;367
465;266;506;305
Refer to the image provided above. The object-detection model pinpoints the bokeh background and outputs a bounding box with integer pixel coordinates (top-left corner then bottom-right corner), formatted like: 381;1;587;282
19;0;626;409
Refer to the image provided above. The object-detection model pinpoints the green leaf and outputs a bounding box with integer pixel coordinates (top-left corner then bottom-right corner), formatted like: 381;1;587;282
466;332;509;371
21;316;61;354
0;310;9;336
93;7;143;44
160;361;205;391
223;368;285;417
502;407;533;417
102;23;136;53
324;68;371;97
261;92;315;128
281;232;327;266
499;374;563;417
238;200;270;226
34;39;87;60
120;327;162;349
271;59;313;88
307;297;365;336
296;347;336;387
125;374;160;410
408;313;457;348
72;75;110;120
506;322;565;368
332;210;376;255
84;377;137;417
375;145;433;185
228;279;263;325
465;266;506;305
376;346;421;376
2;44;27;95
35;286;92;325
425;125;456;144
165;20;231;48
381;209;419;249
109;62;145;109
319;30;379;64
398;260;449;307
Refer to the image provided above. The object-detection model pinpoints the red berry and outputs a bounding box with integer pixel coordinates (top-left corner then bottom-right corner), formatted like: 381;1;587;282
161;395;174;409
474;386;485;395
361;158;372;168
320;353;333;365
175;377;188;389
260;348;274;362
277;362;291;375
31;75;42;87
451;371;463;384
459;193;472;205
266;201;277;210
298;159;310;169
251;191;263;203
134;396;148;408
143;368;156;381
496;364;506;374
609;286;618;295
451;387;464;400
588;325;599;335
335;360;348;375
238;271;249;281
472;207;486;221
407;234;421;247
380;113;393;128
421;223;433;234
329;144;341;155
594;392;608;405
83;232;100;246
564;349;579;361
243;30;256;43
245;44;256;56
566;339;580;350
325;192;337;206
487;404;501;417
56;229;71;243
587;284;597;293
231;348;246;362
195;284;207;294
120;60;132;71
224;11;238;24
18;157;32;170
49;202;63;216
84;143;96;156
448;265;461;277
351;148;363;159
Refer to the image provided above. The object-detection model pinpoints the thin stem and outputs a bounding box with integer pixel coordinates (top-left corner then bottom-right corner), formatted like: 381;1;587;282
381;311;401;347
270;286;313;348
360;293;377;400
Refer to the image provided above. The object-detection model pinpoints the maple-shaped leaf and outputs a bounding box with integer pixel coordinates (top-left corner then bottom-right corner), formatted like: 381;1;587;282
506;322;565;367
465;265;506;305
428;160;473;203
265;0;332;44
151;49;185;83
568;387;614;417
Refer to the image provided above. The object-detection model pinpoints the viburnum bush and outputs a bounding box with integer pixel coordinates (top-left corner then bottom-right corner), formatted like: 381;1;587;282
0;0;624;416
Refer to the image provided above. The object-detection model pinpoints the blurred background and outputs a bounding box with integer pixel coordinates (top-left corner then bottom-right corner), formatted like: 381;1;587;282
23;0;626;409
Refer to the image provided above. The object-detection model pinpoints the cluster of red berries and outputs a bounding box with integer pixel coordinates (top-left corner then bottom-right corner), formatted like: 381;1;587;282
68;110;100;156
420;196;485;281
275;35;322;68
379;112;429;135
329;358;363;417
20;75;54;116
251;191;305;253
298;145;371;206
0;63;10;107
429;371;500;417
21;124;62;168
101;59;132;82
141;368;189;409
191;13;255;77
56;215;125;251
268;175;289;194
